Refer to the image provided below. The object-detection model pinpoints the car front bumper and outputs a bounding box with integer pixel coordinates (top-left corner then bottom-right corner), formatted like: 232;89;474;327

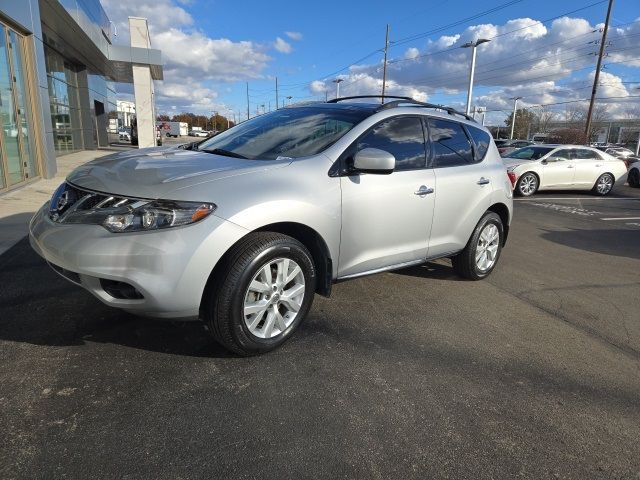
29;202;248;319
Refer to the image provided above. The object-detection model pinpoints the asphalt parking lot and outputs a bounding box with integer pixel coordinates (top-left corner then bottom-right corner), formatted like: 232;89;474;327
1;187;639;479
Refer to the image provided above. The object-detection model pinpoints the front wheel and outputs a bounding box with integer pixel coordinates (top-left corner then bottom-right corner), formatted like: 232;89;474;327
203;232;316;356
515;172;538;196
452;212;504;280
593;173;614;196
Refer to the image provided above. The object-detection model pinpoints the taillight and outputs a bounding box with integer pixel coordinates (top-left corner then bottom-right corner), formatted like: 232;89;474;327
507;171;517;189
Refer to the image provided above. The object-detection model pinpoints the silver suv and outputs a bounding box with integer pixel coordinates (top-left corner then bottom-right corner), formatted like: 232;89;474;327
30;96;513;355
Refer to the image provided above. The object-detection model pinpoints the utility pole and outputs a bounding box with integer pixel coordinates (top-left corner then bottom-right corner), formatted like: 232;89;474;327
585;0;614;141
510;96;522;140
381;24;390;103
246;82;250;120
275;76;279;110
461;38;491;115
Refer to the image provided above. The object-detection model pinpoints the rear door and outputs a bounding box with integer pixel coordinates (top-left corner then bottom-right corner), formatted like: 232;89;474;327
572;148;605;187
338;116;435;278
426;118;493;257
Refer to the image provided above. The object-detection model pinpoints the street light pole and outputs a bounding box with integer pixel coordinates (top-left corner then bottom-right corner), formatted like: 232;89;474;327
510;96;522;140
333;78;343;99
461;38;490;116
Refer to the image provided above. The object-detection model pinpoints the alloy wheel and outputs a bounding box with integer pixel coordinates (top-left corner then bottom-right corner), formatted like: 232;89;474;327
475;223;500;271
596;174;613;195
519;174;537;196
243;257;306;339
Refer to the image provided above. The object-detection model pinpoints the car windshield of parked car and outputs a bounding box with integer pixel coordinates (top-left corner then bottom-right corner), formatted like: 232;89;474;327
504;146;554;160
197;107;372;160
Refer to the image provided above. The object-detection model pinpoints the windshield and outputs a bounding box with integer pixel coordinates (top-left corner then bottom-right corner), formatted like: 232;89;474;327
504;146;554;160
197;107;372;160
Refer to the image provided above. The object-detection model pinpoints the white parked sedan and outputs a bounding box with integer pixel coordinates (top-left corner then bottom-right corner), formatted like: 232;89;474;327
503;144;628;196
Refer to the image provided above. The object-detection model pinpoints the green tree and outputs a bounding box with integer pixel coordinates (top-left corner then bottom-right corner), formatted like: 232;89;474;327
504;108;537;140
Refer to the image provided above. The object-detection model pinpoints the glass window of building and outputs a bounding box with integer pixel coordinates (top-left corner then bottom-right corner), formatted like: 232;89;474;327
45;46;82;154
0;22;37;190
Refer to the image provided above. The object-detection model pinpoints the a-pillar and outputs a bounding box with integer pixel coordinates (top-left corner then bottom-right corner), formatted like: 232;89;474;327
129;17;156;148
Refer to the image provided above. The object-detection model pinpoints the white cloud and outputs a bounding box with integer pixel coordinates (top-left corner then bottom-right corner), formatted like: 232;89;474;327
274;37;293;54
102;0;285;114
285;31;303;41
309;16;640;120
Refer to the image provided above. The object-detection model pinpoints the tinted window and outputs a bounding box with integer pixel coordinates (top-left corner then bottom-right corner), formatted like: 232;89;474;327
197;106;373;160
466;125;491;161
357;116;426;170
573;148;601;160
548;149;571;161
504;146;554;160
428;119;474;167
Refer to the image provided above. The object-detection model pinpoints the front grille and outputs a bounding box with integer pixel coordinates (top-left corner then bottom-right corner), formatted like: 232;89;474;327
49;183;134;222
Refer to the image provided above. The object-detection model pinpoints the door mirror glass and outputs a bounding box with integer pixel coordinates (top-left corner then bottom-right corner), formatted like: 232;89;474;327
353;148;395;174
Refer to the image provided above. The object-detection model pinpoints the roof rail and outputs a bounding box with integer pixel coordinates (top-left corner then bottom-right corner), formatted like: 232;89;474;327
328;95;416;104
379;100;475;122
327;95;475;122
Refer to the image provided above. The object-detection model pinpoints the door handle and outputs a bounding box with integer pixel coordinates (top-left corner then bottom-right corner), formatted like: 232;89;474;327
595;164;602;167
414;185;434;196
477;177;490;185
567;165;575;168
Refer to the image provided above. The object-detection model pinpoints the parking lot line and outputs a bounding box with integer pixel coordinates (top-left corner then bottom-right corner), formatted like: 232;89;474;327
601;217;640;221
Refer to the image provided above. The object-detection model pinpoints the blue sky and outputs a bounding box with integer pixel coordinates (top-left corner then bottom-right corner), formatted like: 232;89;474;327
104;0;640;123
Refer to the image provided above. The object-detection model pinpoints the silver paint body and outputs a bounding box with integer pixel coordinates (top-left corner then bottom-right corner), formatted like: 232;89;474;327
29;107;513;319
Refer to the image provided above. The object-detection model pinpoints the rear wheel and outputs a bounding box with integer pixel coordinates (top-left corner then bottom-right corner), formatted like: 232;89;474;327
203;232;316;356
593;173;614;196
452;212;504;280
515;172;538;196
628;168;639;188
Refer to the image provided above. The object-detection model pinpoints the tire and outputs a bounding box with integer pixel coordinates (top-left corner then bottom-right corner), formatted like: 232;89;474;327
628;168;640;188
592;173;614;196
515;172;538;196
203;232;316;356
452;212;504;281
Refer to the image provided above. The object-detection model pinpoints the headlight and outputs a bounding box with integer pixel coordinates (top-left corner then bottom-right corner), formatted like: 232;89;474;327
102;200;216;233
49;183;215;233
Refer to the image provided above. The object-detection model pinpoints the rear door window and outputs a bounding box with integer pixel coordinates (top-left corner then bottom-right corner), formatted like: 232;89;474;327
428;118;475;167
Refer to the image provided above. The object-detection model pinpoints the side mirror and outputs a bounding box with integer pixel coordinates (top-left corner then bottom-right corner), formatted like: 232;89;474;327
353;148;395;174
541;159;548;165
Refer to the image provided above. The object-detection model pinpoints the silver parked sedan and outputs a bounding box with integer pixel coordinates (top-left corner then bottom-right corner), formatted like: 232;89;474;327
30;97;513;355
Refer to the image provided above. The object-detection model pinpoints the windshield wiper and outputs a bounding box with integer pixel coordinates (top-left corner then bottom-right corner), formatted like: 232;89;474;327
202;148;249;159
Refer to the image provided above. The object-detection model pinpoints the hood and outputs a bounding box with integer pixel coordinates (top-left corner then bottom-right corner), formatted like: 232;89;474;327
502;158;536;169
66;147;291;199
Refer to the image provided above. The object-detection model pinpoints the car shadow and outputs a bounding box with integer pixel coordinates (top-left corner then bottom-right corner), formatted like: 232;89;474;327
393;260;464;281
541;227;640;260
0;237;234;358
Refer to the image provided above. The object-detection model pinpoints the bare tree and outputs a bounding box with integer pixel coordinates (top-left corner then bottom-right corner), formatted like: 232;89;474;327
532;106;555;133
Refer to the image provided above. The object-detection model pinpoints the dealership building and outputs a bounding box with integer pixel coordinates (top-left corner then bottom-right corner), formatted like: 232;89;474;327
0;0;163;193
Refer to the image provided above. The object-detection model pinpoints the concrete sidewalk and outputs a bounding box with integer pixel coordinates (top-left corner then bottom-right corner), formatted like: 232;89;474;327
0;150;114;255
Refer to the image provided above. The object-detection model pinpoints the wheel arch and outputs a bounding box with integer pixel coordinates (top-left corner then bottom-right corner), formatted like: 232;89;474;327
487;203;510;246
201;222;333;316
